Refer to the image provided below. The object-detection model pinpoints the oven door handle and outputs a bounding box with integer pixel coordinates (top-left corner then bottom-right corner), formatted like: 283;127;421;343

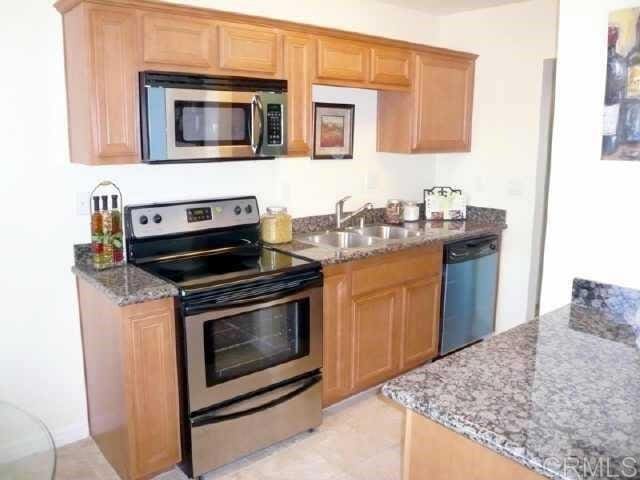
182;278;321;315
250;95;264;154
191;374;321;428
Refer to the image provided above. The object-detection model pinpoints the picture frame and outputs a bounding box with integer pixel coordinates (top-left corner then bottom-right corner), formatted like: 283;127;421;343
312;102;355;159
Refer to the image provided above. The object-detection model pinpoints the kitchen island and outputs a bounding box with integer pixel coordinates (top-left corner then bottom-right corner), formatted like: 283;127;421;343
383;279;640;480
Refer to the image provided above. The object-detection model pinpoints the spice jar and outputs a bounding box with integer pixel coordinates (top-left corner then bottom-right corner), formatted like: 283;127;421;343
384;200;402;224
402;201;420;222
261;207;293;244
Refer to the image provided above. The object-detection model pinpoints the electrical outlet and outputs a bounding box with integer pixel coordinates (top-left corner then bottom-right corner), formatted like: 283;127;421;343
76;192;91;216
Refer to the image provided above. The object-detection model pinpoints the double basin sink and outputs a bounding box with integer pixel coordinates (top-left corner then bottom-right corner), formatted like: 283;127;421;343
300;225;424;250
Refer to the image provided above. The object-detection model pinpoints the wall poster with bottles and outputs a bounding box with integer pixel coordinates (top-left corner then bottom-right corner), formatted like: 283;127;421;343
603;8;640;160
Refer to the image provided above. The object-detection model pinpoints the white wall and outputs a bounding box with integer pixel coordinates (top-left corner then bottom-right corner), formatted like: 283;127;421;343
0;0;440;447
540;0;640;312
432;0;559;332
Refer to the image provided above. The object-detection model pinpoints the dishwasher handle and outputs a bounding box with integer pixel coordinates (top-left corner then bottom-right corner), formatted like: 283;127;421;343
445;236;498;264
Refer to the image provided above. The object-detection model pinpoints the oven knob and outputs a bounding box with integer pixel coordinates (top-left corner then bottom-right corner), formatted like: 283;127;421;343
153;214;163;224
234;206;242;215
139;215;149;225
245;205;253;214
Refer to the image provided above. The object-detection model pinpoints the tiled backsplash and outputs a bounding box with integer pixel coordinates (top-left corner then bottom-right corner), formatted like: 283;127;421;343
466;206;507;224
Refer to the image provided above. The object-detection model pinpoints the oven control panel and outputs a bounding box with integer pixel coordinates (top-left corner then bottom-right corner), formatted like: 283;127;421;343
126;197;260;239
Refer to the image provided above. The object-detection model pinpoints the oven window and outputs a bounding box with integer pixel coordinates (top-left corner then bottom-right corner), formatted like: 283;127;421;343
175;101;250;147
203;299;310;386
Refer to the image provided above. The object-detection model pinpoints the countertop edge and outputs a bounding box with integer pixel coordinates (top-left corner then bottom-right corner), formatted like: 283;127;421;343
381;373;559;479
71;261;179;307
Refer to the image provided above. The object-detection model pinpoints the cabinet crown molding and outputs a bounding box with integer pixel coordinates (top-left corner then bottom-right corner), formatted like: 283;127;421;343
55;0;478;60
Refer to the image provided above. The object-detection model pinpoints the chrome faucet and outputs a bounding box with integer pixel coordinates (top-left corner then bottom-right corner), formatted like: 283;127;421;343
335;196;374;229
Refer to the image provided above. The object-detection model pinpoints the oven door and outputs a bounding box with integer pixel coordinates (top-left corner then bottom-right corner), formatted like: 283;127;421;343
184;285;322;413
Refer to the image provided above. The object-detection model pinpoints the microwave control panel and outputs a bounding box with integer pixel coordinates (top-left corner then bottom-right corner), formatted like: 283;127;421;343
266;104;283;146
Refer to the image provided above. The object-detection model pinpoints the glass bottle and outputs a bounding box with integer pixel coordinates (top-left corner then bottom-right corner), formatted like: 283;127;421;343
91;196;104;269
622;17;640;153
111;195;124;265
603;26;626;156
100;195;114;269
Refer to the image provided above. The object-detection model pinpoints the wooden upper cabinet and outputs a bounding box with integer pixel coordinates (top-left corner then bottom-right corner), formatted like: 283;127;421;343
284;35;314;156
401;276;441;369
377;51;476;154
63;5;139;164
142;14;213;68
412;52;475;152
56;0;476;164
370;46;411;87
217;23;280;75
316;37;369;83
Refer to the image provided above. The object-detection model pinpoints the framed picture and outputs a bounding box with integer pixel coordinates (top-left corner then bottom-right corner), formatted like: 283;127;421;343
312;103;355;159
603;8;640;160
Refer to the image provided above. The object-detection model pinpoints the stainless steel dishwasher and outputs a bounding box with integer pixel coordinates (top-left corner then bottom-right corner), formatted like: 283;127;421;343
439;235;499;356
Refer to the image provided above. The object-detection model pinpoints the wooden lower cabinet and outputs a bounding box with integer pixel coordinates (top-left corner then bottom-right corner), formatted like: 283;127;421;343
352;287;403;391
322;245;442;407
403;411;544;480
77;278;181;479
401;276;441;370
322;263;353;406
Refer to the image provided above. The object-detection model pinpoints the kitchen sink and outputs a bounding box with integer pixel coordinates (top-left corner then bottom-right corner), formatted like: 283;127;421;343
349;225;424;240
299;231;384;249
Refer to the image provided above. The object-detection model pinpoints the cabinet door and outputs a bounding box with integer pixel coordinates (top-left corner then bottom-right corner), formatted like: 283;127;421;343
401;276;441;370
352;287;402;391
322;265;353;407
316;38;369;83
123;300;181;478
370;46;411;88
88;7;139;163
285;35;313;156
218;23;280;74
142;14;213;68
413;52;474;152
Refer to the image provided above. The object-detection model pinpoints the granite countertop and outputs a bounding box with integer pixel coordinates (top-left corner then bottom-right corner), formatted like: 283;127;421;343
72;245;178;306
71;206;506;305
382;279;640;480
275;220;506;266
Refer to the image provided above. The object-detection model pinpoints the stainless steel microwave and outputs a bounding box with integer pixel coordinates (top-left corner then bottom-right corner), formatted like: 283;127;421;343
140;72;287;163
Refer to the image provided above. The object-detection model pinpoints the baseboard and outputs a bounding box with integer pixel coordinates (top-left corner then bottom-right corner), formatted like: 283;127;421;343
0;419;88;464
52;421;89;448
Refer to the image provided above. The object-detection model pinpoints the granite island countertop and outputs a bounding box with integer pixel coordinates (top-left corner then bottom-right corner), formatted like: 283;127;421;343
382;279;640;480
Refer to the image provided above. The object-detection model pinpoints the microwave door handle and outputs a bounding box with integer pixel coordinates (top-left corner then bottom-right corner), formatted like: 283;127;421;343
251;95;265;154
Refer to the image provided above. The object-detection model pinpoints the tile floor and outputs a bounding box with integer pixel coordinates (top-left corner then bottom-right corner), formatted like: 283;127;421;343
54;390;405;480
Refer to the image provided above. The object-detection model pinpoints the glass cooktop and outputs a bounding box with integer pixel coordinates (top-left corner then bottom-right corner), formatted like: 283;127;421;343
140;245;317;290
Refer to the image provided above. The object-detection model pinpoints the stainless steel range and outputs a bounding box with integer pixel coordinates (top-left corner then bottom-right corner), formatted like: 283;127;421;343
124;197;322;479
